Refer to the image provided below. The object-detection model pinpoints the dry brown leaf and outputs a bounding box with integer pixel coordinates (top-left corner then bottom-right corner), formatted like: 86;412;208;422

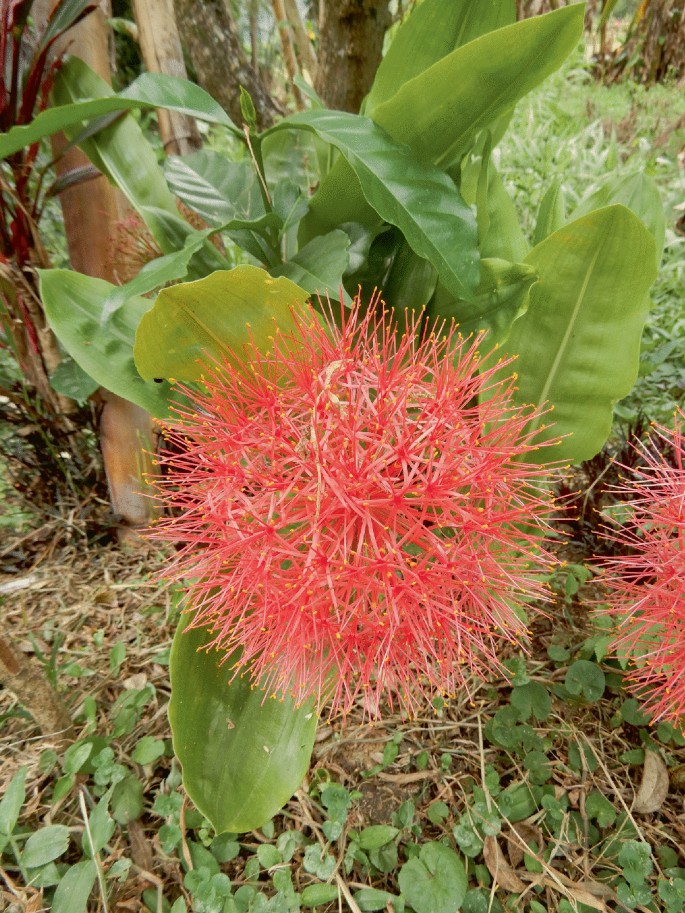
669;762;685;791
507;822;543;869
128;819;154;874
540;877;608;911
542;878;609;913
574;880;616;900
634;749;669;813
483;835;526;893
25;890;45;913
123;672;148;690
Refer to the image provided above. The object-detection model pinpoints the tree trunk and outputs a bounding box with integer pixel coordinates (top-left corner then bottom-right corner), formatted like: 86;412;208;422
173;0;282;130
648;0;676;81
314;0;392;112
609;0;685;84
271;0;304;108
283;0;318;79
46;1;158;537
131;0;202;155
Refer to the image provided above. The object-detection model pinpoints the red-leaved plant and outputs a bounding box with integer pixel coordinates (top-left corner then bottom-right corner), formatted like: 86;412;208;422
598;411;685;726
150;298;560;718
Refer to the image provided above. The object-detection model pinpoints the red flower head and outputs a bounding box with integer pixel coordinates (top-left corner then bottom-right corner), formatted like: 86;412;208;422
598;412;685;726
150;296;558;718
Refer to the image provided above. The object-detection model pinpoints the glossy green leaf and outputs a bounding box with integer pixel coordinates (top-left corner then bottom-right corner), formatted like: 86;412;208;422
271;230;351;302
40;269;172;417
303;6;583;238
569;171;665;265
534;179;566;246
51;859;97;913
169;620;317;834
99;224;222;321
51;60;175;214
262;128;322;191
0;60;237;159
381;241;438;313
50;59;228;275
275;110;478;301
373;5;584;168
429;258;537;344
461;137;528;263
136;207;229;276
164;151;263;227
502;205;657;463
43;223;221;400
365;0;516;113
134;265;311;382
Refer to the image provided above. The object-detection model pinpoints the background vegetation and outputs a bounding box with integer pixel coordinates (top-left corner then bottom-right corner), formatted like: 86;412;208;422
1;2;685;912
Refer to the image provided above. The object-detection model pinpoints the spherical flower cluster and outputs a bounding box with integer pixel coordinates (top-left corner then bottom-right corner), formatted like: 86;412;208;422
598;413;685;725
150;297;558;718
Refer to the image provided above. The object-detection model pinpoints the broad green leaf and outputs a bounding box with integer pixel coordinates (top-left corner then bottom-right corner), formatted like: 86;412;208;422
82;791;116;857
263;128;322;192
357;826;399;851
0;767;28;853
136;207;229;275
275;110;479;301
353;887;400;912
40;0;95;50
502;205;657;463
40;269;172;417
164;151;263;227
50;357;99;403
134;265;311;382
169;619;317;833
365;0;516;113
585;790;617;828
131;736;165;765
398;842;467;913
373;6;584;168
301;884;339;907
428;259;537;344
461;137;529;263
0;60;237;159
534;179;566;246
565;660;606;703
303;6;584;237
110;776;144;825
22;825;70;868
42;219;225;410
51;859;97;913
381;241;438;313
51;59;228;274
271;230;351;302
510;682;551;723
51;60;175;216
569;172;665;265
99;225;222;319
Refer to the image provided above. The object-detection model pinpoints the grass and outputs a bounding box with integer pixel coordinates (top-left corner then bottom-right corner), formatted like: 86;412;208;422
2;54;685;913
